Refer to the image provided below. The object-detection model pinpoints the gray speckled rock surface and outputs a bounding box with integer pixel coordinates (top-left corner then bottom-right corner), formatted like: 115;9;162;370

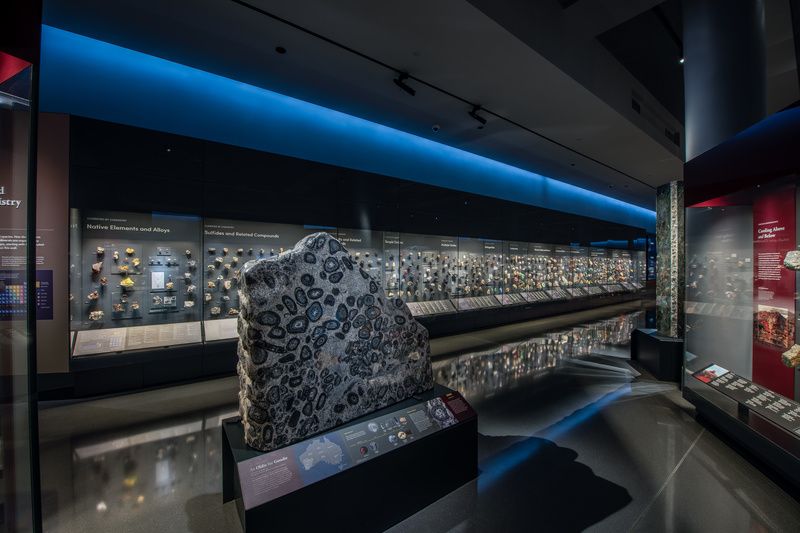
236;232;433;451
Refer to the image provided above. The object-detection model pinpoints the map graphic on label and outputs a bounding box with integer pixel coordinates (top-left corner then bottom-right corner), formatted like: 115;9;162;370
296;433;350;484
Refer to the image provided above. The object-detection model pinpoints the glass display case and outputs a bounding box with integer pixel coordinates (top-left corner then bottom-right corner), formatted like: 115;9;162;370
684;180;800;443
66;211;647;355
202;219;317;340
454;237;503;311
69;210;203;356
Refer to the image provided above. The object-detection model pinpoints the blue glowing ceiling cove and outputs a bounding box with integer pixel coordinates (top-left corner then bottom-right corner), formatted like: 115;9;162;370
39;25;655;231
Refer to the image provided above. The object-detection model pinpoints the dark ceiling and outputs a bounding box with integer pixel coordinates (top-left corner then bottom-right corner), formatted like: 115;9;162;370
597;0;685;123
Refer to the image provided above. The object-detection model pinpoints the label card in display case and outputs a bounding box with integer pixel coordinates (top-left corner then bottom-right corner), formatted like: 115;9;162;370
454;295;501;311
523;291;551;303
405;300;456;317
204;316;239;341
545;288;570;300
566;287;586;297
73;321;202;356
497;293;527;306
695;364;800;436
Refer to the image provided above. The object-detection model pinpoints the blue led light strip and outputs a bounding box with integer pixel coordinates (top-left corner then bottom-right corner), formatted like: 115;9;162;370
40;25;655;231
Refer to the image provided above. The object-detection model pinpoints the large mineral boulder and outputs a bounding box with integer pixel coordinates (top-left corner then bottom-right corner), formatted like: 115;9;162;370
236;232;434;451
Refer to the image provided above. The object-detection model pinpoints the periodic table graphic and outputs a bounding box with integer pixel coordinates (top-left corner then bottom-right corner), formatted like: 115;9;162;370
0;270;53;320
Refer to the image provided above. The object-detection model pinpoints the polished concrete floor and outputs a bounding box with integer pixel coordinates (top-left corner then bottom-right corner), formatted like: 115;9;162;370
39;305;800;532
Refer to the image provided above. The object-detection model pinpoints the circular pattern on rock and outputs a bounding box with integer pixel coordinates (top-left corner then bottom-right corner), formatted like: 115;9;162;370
300;274;314;287
287;316;309;334
287;338;300;351
365;306;381;320
282;295;297;314
328;271;344;283
256;310;280;327
303;252;317;264
324;294;336;306
294;287;308;306
268;326;286;339
308;288;324;299
306;302;323;322
323;257;339;273
329;239;342;254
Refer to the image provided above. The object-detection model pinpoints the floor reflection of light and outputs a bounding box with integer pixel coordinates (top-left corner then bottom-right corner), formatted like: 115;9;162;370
96;501;107;512
74;420;203;460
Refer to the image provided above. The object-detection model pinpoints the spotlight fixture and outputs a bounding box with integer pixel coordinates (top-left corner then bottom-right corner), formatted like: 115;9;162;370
468;105;487;128
679;57;685;64
393;72;416;96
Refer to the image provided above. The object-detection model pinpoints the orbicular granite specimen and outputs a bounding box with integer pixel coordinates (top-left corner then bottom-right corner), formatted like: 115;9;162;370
783;344;800;368
236;232;433;451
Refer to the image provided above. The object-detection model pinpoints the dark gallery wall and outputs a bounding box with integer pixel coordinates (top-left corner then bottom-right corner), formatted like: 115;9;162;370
69;117;648;247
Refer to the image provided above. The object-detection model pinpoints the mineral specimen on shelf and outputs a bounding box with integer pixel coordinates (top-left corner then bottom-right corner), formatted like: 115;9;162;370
783;344;800;368
113;251;120;261
207;281;216;289
120;277;135;288
96;246;105;256
204;292;213;302
228;308;239;316
236;232;433;452
113;303;124;312
210;306;221;316
87;290;99;300
152;295;162;305
89;310;104;321
208;248;216;254
126;247;135;255
130;302;140;311
132;258;141;267
223;247;229;255
237;248;244;255
184;301;195;308
223;280;232;290
118;265;129;274
784;250;800;271
186;284;196;294
99;277;108;286
207;264;216;272
165;281;174;290
92;261;103;274
185;249;192;257
187;260;197;269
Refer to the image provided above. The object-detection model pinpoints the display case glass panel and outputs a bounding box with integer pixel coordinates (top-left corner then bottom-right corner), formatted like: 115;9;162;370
456;237;503;298
499;241;530;305
398;232;458;304
381;231;401;298
585;248;608;295
549;245;575;300
685;180;800;431
70;210;203;356
567;246;589;297
202;219;318;340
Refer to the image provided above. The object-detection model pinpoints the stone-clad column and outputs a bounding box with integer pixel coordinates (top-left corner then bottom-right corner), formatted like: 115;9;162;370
656;181;684;337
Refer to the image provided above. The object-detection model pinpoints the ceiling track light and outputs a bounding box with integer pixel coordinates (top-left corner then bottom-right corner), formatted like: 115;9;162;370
468;105;487;128
393;72;416;96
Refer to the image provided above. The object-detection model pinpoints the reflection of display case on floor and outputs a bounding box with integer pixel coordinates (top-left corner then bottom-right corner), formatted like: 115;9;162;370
222;385;477;533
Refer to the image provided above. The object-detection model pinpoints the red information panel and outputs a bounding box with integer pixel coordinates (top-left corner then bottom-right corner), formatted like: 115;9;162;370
752;186;796;398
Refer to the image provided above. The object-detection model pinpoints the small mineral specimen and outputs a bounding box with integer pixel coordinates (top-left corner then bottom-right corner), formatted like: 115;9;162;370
87;290;100;300
223;247;229;255
223;280;232;290
185;249;192;257
184;301;195;308
132;258;141;267
96;246;105;256
204;292;213;302
113;303;124;312
186;284;196;293
99;277;108;286
126;247;135;255
89;310;104;321
92;261;103;274
208;248;216;254
113;250;120;261
784;250;800;271
152;295;162;305
210;306;221;316
165;281;174;290
207;264;216;272
120;277;135;288
783;344;800;367
227;308;239;316
131;302;140;311
118;265;130;274
207;281;216;289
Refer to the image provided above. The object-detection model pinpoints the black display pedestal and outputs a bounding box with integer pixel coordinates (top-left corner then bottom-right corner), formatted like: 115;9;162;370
631;328;683;382
222;384;478;533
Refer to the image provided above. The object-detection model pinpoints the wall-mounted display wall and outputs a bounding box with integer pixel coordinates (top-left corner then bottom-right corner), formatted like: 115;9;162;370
36;115;652;398
67;210;647;359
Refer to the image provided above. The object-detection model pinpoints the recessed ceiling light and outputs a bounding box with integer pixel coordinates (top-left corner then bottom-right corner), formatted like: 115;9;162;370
275;46;287;54
679;57;685;64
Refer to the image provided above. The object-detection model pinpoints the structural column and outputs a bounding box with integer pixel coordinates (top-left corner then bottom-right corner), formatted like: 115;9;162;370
656;181;684;338
683;0;766;160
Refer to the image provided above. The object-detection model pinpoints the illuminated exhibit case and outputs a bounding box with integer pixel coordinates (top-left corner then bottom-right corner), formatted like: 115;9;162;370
67;211;647;358
684;179;800;485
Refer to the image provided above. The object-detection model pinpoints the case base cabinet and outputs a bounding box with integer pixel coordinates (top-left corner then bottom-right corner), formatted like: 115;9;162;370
222;384;478;533
631;328;683;382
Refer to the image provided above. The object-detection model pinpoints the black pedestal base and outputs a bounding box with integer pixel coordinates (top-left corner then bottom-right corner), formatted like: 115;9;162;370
631;328;683;382
222;384;478;533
